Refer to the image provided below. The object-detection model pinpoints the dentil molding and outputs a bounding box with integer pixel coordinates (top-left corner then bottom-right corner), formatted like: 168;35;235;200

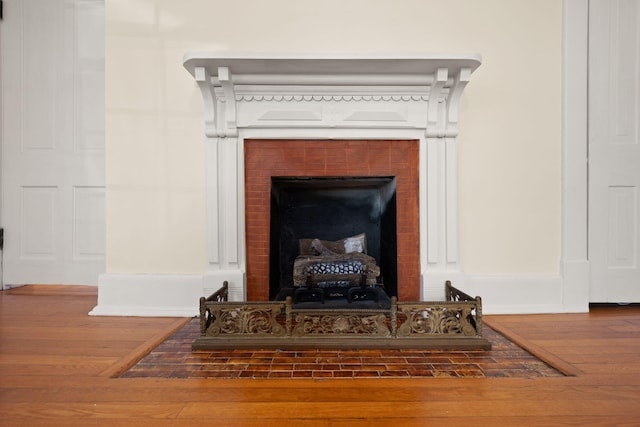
183;53;481;138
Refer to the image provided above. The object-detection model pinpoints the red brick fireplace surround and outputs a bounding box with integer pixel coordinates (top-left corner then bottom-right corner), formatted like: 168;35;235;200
244;139;420;301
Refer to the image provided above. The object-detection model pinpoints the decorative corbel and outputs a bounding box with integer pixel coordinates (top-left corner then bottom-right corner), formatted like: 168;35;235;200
217;66;238;137
193;66;238;138
194;66;218;137
445;67;472;138
425;68;449;138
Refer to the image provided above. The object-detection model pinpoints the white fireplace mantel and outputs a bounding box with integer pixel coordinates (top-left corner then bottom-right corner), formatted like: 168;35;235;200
182;53;481;301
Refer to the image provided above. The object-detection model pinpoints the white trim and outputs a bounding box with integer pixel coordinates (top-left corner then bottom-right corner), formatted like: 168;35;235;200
458;275;570;314
89;274;203;317
561;0;590;311
0;0;7;290
423;273;571;314
90;272;573;316
203;269;245;302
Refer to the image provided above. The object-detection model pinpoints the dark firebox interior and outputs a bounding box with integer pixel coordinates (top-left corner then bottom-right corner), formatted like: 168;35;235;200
269;176;397;300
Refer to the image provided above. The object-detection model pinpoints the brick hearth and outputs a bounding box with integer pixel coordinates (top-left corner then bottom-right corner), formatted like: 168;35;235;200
244;139;420;301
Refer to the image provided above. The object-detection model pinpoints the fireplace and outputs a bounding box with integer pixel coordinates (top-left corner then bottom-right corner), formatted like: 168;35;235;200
269;175;397;301
183;53;481;302
245;139;419;302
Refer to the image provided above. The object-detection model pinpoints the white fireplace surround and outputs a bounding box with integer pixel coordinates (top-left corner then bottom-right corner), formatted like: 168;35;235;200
185;53;479;300
92;53;484;316
91;51;582;317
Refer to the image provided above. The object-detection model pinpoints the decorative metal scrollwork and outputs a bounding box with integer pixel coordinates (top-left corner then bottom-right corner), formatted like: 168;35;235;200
195;281;488;350
292;313;390;337
206;304;285;337
397;305;477;337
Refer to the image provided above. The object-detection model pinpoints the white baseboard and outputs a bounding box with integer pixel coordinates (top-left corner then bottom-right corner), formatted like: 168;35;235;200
203;269;246;301
436;274;589;314
90;271;590;317
89;273;204;317
562;259;590;312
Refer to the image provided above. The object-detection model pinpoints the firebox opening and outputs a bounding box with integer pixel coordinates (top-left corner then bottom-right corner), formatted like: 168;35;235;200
269;176;397;302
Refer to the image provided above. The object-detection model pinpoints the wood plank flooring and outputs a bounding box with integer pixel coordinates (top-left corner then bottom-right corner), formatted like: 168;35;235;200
2;285;640;426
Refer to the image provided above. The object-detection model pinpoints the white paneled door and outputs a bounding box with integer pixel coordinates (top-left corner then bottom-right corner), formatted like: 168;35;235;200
589;0;640;302
0;0;105;287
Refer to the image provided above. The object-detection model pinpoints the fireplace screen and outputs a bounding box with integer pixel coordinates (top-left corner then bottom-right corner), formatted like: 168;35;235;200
269;177;397;304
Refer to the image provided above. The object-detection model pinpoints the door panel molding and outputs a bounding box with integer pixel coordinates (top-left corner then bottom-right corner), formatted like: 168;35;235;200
588;0;640;302
1;0;105;286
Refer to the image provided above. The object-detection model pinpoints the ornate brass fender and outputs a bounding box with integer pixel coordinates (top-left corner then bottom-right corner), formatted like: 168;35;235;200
194;281;490;351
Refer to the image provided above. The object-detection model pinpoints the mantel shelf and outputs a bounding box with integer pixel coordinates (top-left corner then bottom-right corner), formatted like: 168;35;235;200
183;52;482;84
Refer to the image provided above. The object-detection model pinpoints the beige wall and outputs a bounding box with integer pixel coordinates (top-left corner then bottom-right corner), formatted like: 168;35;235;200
105;0;562;276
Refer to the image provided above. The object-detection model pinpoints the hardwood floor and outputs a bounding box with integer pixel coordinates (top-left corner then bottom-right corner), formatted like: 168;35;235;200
1;285;640;426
